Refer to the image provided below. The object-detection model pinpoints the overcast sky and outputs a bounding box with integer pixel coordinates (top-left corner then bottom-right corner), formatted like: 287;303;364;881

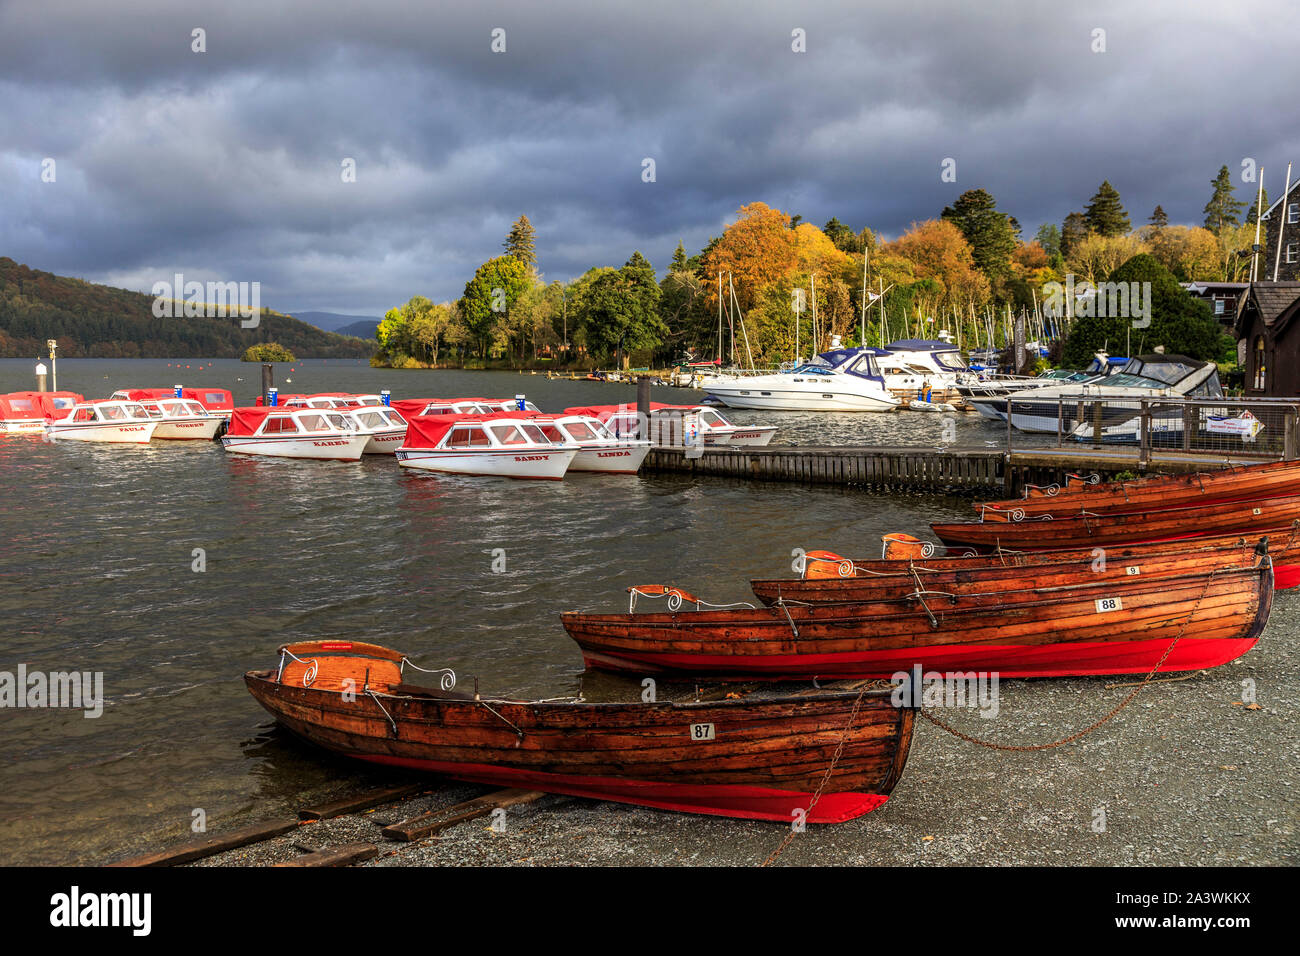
2;0;1297;316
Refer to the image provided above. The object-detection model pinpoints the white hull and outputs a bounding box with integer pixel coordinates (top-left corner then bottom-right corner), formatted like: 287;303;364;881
569;443;652;473
397;447;577;480
152;418;223;440
706;384;898;412
717;425;777;446
0;420;46;434
362;428;407;455
221;434;369;460
47;421;158;443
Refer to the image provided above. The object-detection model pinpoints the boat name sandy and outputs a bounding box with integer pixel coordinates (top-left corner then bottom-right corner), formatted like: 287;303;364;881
0;665;103;718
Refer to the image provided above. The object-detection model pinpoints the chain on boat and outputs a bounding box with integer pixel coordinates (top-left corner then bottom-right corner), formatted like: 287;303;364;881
760;686;871;868
917;567;1227;752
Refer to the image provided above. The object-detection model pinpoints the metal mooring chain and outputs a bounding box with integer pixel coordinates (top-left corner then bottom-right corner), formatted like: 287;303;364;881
761;686;869;867
919;573;1216;752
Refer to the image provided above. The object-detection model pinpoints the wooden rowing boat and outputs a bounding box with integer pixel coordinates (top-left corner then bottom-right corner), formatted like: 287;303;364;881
245;641;914;824
976;459;1300;520
751;538;1278;605
932;494;1300;551
561;562;1272;679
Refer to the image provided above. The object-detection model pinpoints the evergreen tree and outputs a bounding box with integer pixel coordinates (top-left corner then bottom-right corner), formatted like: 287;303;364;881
1149;205;1168;229
940;188;1017;282
1084;181;1131;237
1202;166;1245;232
1246;188;1270;226
1035;223;1062;258
504;215;538;271
1061;212;1090;258
1007;216;1023;241
670;240;688;273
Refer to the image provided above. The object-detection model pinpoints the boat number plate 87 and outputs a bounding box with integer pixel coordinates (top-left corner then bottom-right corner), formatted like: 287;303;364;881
1095;597;1123;613
690;723;716;740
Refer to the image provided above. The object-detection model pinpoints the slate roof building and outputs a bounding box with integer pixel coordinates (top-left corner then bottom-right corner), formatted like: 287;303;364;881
1234;282;1300;395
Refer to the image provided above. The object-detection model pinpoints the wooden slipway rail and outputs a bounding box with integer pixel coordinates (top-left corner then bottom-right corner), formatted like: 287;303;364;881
643;445;1277;496
107;783;548;868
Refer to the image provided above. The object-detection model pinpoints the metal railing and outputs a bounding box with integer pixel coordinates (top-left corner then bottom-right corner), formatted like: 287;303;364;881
1006;394;1300;459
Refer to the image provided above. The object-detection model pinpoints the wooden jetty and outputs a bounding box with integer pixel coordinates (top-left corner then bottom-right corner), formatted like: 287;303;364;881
641;444;1279;495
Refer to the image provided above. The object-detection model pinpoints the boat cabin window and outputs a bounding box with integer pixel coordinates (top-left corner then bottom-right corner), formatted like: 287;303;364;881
7;398;35;412
934;351;967;371
539;424;565;442
99;405;128;420
561;420;597;442
383;409;405;425
847;355;882;380
72;407;97;422
325;414;353;430
264;416;300;434
488;423;529;445
791;364;833;375
446;425;490;448
520;424;550;444
50;397;77;409
698;409;727;427
353;411;386;429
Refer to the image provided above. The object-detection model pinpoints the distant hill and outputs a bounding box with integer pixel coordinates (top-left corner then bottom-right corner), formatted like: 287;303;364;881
335;319;380;339
286;310;383;333
0;258;373;359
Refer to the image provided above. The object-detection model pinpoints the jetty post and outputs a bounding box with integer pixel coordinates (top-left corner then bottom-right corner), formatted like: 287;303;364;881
636;375;652;440
260;363;273;406
35;360;48;392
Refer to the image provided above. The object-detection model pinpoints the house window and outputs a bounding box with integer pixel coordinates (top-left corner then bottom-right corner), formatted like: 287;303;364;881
1289;202;1300;225
1253;336;1267;390
1287;242;1298;264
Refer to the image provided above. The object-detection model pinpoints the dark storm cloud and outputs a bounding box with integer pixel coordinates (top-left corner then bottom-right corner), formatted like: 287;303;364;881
2;0;1297;313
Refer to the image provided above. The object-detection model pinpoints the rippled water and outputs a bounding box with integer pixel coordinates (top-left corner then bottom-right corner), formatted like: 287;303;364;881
2;358;1000;864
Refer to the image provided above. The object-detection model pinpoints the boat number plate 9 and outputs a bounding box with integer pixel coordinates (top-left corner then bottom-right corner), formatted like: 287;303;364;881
1125;565;1140;575
690;723;716;740
1095;597;1122;613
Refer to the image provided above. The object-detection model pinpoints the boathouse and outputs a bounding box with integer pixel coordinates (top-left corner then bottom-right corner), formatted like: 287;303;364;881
1235;281;1300;396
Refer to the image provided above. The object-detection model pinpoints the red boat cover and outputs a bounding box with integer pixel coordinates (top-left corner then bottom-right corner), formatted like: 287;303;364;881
391;398;492;419
564;403;702;418
0;391;84;420
227;406;282;436
113;387;233;412
402;411;545;449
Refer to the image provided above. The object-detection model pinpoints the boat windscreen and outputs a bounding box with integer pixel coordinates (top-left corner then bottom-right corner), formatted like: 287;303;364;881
792;364;834;375
935;351;967;371
1121;359;1200;386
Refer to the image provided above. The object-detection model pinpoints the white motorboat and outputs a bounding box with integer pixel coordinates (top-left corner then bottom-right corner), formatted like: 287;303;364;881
878;338;977;403
396;412;578;480
138;397;225;440
0;392;83;434
220;407;370;460
345;405;409;454
702;346;901;412
45;400;159;443
1002;354;1222;434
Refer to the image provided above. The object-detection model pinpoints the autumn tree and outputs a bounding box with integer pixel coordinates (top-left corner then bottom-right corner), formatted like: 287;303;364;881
1084;181;1131;237
1066;233;1150;285
880;219;989;313
699;202;799;314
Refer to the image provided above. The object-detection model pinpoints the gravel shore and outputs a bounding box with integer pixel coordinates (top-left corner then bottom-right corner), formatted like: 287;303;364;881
190;588;1298;868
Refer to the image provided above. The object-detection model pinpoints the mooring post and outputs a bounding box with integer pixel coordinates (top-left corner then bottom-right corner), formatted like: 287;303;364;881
261;363;273;406
1285;408;1297;461
636;375;652;442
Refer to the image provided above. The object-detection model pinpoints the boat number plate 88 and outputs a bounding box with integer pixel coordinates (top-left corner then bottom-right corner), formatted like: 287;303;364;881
1095;597;1123;613
690;723;716;740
